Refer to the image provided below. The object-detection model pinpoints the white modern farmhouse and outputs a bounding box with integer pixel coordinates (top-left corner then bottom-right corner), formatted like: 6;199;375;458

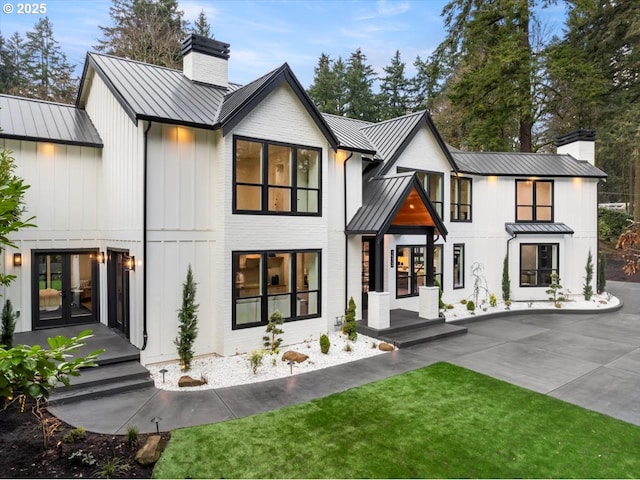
0;35;606;365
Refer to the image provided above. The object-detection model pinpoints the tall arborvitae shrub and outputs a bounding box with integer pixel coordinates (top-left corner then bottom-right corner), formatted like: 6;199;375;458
598;252;607;294
0;299;16;348
174;265;199;371
342;296;357;341
501;255;510;301
583;250;594;301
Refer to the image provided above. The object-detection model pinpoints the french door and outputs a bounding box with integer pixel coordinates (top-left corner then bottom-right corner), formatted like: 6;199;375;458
107;249;130;338
32;250;100;329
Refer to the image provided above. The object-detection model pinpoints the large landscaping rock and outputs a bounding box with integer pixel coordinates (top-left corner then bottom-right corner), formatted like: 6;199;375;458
135;435;164;466
379;342;395;352
281;351;309;363
178;375;206;387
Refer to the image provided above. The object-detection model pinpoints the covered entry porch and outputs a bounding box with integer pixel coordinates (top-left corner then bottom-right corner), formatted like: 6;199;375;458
347;172;448;330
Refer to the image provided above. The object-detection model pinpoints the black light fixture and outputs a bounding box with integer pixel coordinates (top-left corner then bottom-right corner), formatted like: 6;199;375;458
124;256;136;271
13;253;22;267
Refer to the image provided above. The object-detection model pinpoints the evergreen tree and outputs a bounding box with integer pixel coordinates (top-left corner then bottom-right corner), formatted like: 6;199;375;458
378;50;411;120
174;265;199;371
427;0;542;151
344;48;378;121
0;299;16;348
501;254;510;301
193;9;212;38
0;33;28;96
342;296;358;341
21;18;77;103
308;53;341;114
96;0;188;69
583;250;594;301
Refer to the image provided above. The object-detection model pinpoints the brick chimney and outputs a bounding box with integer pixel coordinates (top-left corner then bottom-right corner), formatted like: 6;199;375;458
181;34;230;88
556;129;595;165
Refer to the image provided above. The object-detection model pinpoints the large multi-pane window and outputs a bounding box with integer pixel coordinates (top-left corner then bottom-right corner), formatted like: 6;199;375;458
516;180;553;222
398;168;444;218
453;244;464;289
234;137;321;215
450;176;472;221
520;243;558;287
396;245;442;298
233;250;320;329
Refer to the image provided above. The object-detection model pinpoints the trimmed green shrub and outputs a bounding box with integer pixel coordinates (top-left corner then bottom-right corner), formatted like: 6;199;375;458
342;297;357;341
502;254;510;301
263;310;284;352
63;426;86;443
598;208;631;241
319;334;330;354
466;300;475;312
489;293;497;307
249;350;264;374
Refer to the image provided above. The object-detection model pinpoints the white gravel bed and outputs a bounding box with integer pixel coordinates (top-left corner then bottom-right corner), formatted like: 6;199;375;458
147;332;389;391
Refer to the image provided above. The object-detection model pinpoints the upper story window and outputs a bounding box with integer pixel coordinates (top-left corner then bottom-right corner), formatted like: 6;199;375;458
516;180;553;222
398;168;444;218
234;137;321;215
450;176;472;221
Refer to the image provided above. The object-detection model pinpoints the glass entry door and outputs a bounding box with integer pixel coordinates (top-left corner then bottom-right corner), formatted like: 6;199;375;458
361;238;376;313
33;251;99;329
107;249;130;338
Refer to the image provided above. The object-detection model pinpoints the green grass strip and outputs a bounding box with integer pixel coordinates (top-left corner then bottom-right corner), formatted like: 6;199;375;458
153;362;640;478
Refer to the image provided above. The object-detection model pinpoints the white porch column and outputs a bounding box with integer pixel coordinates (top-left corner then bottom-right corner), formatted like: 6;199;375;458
367;291;390;329
419;286;439;320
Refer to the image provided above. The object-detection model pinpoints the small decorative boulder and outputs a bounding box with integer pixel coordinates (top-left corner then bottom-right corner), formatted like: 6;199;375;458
379;342;395;352
178;375;206;387
281;350;309;363
135;435;164;466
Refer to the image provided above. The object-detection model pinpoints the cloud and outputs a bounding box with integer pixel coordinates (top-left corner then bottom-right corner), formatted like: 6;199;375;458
355;0;410;21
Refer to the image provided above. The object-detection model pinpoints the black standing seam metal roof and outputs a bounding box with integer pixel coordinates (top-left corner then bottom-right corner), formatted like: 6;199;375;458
451;151;606;178
0;94;103;147
347;172;448;238
505;222;575;235
78;54;338;149
321;113;377;154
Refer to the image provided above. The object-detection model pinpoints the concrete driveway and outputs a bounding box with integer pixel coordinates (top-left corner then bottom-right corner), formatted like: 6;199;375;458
403;280;640;426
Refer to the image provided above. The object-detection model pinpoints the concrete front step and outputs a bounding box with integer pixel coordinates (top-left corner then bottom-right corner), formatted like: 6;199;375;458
49;361;154;406
377;322;468;348
358;317;468;348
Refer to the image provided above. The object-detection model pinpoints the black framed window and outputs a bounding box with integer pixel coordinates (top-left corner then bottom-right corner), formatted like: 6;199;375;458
233;249;321;329
520;243;558;287
396;245;442;298
450;176;472;221
234;137;321;215
516;180;553;222
453;244;464;289
398;168;444;218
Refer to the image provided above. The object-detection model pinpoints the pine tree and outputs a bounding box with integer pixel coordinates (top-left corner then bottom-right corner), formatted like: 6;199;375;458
193;9;212;37
598;252;607;294
344;48;378;121
501;254;510;301
342;297;358;341
22;18;77;103
96;0;188;69
378;50;411;120
174;265;199;371
308;53;340;114
0;33;28;96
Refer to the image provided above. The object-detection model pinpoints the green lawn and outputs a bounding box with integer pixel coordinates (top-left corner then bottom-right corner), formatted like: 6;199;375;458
153;362;640;478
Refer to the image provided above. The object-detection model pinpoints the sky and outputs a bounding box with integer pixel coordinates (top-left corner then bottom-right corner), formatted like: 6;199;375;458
0;0;568;89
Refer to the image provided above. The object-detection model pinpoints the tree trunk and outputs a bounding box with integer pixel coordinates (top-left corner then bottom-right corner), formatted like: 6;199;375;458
634;151;640;222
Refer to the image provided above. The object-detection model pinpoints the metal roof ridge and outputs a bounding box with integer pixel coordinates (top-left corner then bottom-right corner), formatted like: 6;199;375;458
0;93;76;108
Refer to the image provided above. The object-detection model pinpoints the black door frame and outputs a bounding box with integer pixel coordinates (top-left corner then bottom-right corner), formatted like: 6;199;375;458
31;248;100;330
107;248;130;339
361;237;376;310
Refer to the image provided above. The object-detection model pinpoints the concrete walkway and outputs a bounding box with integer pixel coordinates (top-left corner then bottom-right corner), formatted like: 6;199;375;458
49;280;640;434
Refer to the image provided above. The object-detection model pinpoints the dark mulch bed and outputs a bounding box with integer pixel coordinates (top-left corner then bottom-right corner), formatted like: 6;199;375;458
0;246;636;479
0;397;170;478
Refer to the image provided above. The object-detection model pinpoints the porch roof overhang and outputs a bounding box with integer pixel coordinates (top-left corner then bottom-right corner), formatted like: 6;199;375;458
505;222;574;236
346;173;448;239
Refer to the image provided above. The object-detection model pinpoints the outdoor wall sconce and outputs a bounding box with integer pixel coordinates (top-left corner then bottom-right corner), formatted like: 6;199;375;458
13;253;22;267
124;256;136;271
96;251;105;264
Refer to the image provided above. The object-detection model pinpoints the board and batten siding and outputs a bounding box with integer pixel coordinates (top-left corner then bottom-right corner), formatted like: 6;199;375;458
1;139;102;333
84;71;145;348
143;123;220;364
219;83;337;356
